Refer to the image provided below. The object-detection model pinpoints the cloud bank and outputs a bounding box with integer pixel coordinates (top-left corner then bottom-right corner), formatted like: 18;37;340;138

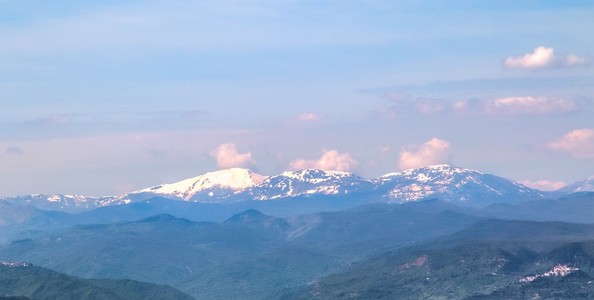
504;46;586;69
548;129;594;159
209;143;255;168
379;94;578;118
485;96;577;115
290;149;358;172
519;179;567;191
399;138;451;170
284;113;322;125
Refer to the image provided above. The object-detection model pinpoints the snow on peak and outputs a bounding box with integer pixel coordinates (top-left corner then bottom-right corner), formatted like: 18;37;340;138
279;169;355;182
376;164;544;204
560;176;594;193
380;164;482;180
134;168;267;200
251;169;369;200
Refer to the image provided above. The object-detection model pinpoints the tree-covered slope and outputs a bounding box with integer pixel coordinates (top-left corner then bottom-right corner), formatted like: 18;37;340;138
0;262;193;300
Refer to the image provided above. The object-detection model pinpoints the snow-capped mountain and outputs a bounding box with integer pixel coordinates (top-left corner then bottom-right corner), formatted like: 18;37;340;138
127;168;267;201
1;165;557;212
559;176;594;193
378;165;548;205
0;194;124;213
248;169;374;200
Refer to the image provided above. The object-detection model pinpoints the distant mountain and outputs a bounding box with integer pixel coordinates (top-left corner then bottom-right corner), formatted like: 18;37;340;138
480;192;594;223
0;214;283;288
0;261;193;300
128;168;267;201
559;176;594;193
285;200;479;259
1;165;554;212
0;201;482;299
248;169;374;200
224;209;290;236
379;165;548;205
0;194;124;213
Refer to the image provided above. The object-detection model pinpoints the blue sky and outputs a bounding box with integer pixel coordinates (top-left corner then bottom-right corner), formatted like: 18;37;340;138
1;0;593;196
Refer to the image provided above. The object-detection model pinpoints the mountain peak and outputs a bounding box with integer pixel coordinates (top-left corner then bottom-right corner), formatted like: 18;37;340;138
379;165;545;205
224;209;266;223
559;176;594;193
380;164;482;180
135;214;195;227
131;168;267;201
279;169;356;180
224;209;289;233
250;169;370;200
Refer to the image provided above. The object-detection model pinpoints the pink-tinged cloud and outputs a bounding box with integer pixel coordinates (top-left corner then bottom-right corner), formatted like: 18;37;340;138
414;98;446;114
209;143;255;168
399;138;451;170
290;149;358;172
519;180;567;191
486;96;577;115
565;54;587;66
296;113;321;122
548;129;594;159
284;112;322;125
504;46;586;69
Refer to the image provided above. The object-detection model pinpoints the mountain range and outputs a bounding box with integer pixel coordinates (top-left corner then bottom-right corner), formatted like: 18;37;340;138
1;164;594;299
3;164;589;213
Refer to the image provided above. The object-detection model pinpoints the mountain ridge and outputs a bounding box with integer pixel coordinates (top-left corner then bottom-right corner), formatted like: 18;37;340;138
0;165;567;212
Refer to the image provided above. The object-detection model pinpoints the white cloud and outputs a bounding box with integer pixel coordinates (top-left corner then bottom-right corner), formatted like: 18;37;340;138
296;113;321;122
504;46;587;69
399;138;451;170
519;179;566;191
486;96;577;115
414;98;446;114
289;149;358;172
566;54;587;66
285;112;322;125
209;143;255;168
378;95;577;118
548;129;594;159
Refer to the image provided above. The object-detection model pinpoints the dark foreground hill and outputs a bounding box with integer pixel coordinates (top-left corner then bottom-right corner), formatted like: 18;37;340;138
286;220;594;299
0;262;193;300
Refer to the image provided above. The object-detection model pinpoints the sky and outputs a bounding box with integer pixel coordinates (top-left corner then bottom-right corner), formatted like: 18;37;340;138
1;0;594;196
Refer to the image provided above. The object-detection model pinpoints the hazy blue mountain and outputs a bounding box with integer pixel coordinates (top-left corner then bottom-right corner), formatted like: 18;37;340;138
559;176;594;193
0;261;193;300
0;200;485;299
0;194;124;213
479;192;594;223
0;214;285;286
285;200;479;259
0;213;322;299
0;202;45;227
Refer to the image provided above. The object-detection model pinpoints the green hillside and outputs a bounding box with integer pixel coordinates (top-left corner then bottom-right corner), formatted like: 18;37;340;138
0;262;193;300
